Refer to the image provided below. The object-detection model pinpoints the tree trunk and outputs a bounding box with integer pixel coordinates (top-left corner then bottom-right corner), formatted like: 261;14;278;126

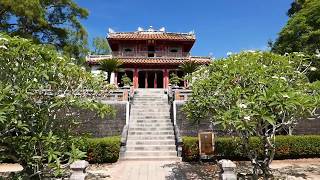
107;72;111;83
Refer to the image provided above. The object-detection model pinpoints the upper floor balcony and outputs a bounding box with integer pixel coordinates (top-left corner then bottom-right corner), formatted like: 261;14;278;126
112;51;190;58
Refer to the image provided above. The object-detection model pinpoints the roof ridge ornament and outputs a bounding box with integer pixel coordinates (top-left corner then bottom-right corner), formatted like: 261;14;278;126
159;27;165;32
108;28;115;33
137;27;144;32
148;26;155;32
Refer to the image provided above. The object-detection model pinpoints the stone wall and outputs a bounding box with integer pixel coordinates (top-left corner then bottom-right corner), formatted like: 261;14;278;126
173;101;218;136
293;109;320;135
74;101;127;137
174;101;320;136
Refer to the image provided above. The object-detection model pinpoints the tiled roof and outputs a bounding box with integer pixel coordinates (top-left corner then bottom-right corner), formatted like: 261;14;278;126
86;56;211;65
108;32;195;41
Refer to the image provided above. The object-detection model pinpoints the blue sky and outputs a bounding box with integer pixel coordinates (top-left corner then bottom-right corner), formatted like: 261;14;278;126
75;0;292;58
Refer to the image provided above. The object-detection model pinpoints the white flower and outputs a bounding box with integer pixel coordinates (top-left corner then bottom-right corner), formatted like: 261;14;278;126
33;78;38;82
245;50;256;53
227;52;233;56
310;67;317;71
244;116;251;121
0;45;7;50
284;53;289;56
282;94;290;98
316;54;320;59
239;103;247;108
0;37;8;42
263;65;267;68
57;94;66;98
280;77;287;81
81;67;86;70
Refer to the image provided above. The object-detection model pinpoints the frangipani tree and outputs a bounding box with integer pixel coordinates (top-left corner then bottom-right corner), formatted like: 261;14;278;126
0;34;113;178
184;52;319;177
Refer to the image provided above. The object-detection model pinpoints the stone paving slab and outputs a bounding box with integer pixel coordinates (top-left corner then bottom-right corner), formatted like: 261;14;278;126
108;161;178;180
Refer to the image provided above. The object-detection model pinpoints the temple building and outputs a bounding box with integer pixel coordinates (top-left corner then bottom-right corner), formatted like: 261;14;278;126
86;26;212;89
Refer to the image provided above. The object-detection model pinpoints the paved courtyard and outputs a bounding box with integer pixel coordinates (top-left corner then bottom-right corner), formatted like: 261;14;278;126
87;159;320;180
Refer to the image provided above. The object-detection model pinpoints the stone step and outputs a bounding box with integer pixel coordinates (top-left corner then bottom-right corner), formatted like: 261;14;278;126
129;127;173;131
134;97;166;99
131;103;169;106
133;97;166;100
131;115;171;119
131;112;170;115
126;145;176;151
131;106;170;109
133;98;167;100
132;119;172;123
127;135;175;140
126;140;176;145
124;151;177;157
121;156;181;161
128;131;174;135
129;123;173;127
131;108;170;112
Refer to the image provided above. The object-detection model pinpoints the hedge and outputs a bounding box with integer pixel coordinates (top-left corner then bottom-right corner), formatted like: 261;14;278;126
182;135;320;161
85;136;121;163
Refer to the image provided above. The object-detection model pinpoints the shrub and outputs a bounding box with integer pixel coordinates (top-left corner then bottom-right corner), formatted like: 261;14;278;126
182;135;320;161
85;136;121;163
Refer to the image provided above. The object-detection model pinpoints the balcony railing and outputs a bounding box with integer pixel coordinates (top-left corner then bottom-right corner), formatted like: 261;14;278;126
112;51;190;58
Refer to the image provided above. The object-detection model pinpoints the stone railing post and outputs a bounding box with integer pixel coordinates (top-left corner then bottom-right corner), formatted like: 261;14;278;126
218;159;237;180
69;160;89;180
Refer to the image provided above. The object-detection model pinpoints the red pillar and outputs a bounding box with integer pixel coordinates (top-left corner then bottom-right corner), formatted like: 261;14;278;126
163;69;169;89
133;68;138;88
145;71;148;88
154;72;157;88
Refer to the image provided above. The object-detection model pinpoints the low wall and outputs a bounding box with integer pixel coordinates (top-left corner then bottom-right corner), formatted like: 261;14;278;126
171;101;212;136
174;101;320;136
293;109;320;135
74;101;127;137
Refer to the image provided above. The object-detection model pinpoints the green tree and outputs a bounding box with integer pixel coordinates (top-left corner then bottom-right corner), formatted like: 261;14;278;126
92;37;111;55
179;61;201;87
184;52;319;177
272;0;320;55
121;74;132;87
272;0;320;81
0;34;113;178
169;73;181;87
179;61;200;75
98;58;123;83
287;0;305;17
0;0;89;63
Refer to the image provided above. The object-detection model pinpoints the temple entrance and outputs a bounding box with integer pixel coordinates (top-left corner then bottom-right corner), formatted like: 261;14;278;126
138;71;163;88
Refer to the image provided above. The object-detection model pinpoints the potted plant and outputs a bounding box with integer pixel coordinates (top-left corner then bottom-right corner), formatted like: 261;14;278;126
169;73;181;89
121;74;132;89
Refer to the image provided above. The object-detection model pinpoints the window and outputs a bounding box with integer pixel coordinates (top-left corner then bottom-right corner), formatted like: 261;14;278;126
170;49;178;53
124;48;132;52
170;47;180;53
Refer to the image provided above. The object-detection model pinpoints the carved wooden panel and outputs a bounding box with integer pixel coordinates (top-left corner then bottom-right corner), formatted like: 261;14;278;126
198;132;214;155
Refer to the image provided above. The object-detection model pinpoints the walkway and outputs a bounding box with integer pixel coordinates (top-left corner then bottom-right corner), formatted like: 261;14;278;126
108;161;176;180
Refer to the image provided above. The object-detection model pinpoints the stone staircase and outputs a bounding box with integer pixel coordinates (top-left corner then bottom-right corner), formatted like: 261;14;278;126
122;89;179;160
